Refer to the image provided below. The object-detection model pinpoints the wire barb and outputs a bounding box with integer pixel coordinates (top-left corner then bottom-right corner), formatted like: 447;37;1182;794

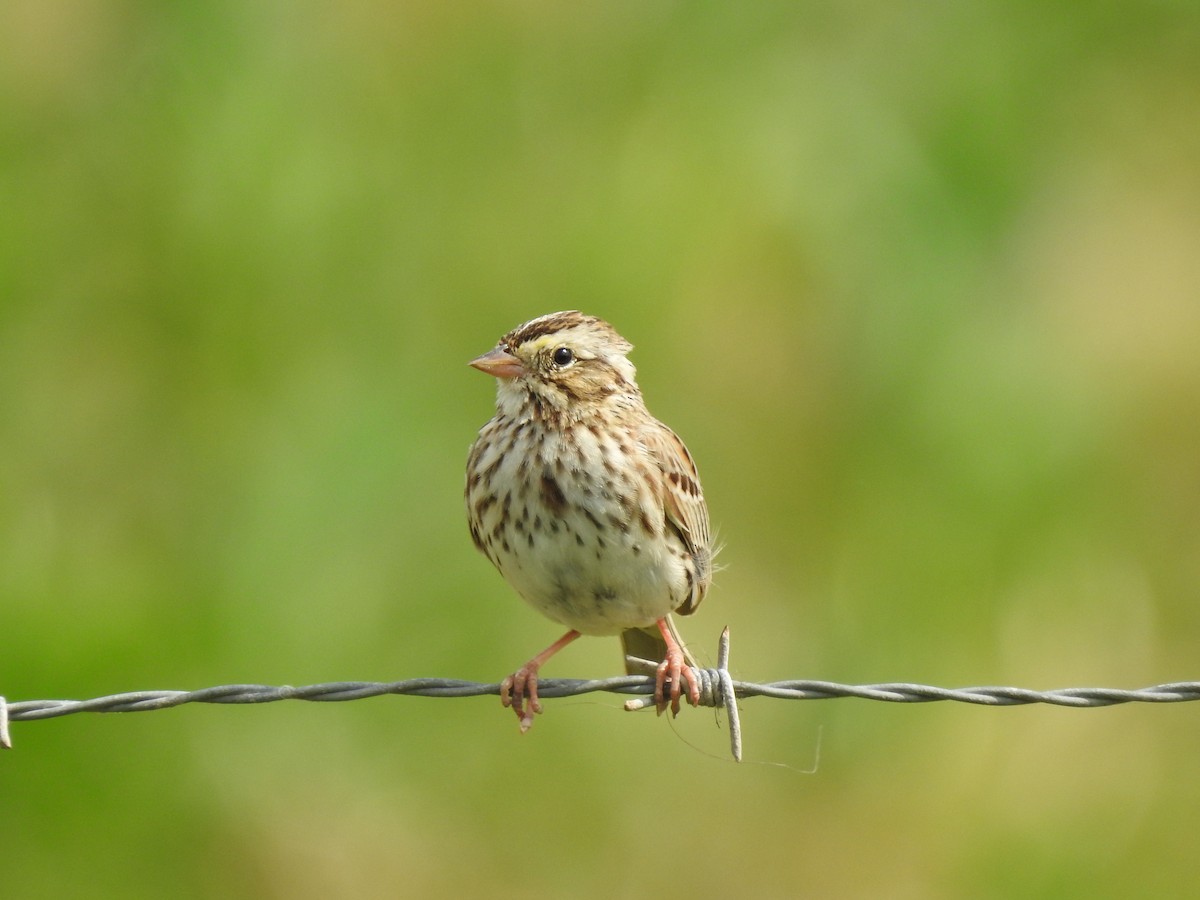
0;696;11;750
622;626;743;761
717;627;742;762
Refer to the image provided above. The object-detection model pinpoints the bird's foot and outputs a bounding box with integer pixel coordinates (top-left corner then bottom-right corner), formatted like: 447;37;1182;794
500;665;542;733
654;644;700;716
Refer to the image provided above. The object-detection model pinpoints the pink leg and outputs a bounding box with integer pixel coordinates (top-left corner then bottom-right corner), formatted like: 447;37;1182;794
501;630;581;732
654;618;700;716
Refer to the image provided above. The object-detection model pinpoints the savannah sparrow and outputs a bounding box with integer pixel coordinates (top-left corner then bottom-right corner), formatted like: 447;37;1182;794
466;311;713;732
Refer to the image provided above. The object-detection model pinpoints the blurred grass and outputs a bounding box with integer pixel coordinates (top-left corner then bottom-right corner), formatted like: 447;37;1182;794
2;2;1199;898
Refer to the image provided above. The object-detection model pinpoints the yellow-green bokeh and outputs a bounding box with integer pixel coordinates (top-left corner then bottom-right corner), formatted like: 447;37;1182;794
3;3;1199;898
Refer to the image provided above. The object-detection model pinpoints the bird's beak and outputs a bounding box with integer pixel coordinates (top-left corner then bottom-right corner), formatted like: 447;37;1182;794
469;347;525;379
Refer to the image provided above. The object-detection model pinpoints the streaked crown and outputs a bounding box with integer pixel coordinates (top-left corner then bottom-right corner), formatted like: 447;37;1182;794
500;311;632;359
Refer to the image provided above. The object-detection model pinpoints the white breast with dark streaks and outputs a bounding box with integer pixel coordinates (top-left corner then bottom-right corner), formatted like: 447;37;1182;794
468;419;691;636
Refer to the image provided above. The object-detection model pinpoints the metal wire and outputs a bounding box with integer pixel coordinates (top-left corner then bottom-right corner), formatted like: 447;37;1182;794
8;677;1199;721
3;628;1197;760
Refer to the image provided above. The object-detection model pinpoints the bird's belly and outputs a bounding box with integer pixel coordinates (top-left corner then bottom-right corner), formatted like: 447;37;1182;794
498;515;685;636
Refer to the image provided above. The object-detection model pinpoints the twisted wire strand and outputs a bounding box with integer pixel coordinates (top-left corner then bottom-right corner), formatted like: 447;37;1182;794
7;678;1199;722
2;627;1196;760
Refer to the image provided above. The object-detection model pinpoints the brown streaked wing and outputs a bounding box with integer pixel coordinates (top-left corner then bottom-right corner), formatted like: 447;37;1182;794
640;419;712;613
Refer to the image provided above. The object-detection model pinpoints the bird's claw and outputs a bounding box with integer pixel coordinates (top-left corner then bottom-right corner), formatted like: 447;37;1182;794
654;649;700;716
501;667;543;733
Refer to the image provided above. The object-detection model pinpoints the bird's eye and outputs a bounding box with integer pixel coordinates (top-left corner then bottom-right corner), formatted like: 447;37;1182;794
552;347;574;366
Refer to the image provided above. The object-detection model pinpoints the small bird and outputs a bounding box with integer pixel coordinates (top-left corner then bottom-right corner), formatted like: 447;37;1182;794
465;311;713;732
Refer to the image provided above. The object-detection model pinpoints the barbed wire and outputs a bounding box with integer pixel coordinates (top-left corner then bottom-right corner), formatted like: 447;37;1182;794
2;628;1197;761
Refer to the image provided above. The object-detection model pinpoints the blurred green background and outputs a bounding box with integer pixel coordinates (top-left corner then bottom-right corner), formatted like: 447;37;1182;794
3;2;1199;897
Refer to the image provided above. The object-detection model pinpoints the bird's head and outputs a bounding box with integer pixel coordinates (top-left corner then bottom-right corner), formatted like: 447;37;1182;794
470;311;640;417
